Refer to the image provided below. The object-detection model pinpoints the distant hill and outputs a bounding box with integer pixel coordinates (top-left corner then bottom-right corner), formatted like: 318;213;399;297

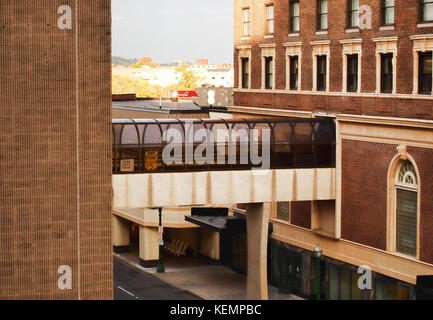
112;56;138;66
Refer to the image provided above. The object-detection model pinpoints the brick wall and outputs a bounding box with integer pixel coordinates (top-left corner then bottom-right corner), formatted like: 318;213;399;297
0;1;112;299
341;140;433;265
234;0;433;120
341;140;394;250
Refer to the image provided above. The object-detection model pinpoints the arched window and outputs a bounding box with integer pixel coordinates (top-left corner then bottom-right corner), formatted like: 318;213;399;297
394;160;418;257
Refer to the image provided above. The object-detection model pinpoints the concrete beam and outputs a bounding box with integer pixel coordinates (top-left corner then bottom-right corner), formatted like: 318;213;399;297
112;168;335;209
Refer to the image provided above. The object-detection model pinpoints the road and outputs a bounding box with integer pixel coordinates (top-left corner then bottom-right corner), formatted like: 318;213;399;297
113;256;201;300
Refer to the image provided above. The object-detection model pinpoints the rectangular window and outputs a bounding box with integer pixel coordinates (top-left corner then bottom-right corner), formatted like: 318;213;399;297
422;0;433;22
290;56;299;90
242;8;250;36
349;0;359;28
318;0;328;30
380;53;393;93
241;58;250;89
383;0;395;25
277;202;290;221
347;54;358;92
291;1;300;33
396;189;418;257
317;55;327;91
419;52;432;94
266;4;274;34
265;56;274;89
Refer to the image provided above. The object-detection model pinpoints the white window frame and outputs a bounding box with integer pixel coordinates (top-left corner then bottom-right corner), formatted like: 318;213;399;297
340;39;362;93
265;4;274;36
387;150;421;260
410;34;433;95
284;42;302;91
260;43;276;90
241;8;251;38
236;45;252;90
310;40;330;92
373;36;398;94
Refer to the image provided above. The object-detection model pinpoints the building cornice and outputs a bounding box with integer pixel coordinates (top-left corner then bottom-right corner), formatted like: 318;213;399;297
233;88;433;101
372;36;398;42
336;114;433;129
283;41;302;47
310;40;331;46
339;38;363;44
235;45;252;50
410;34;433;40
259;43;276;48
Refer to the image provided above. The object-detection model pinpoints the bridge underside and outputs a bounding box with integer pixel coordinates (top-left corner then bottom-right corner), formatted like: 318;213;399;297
112;168;335;300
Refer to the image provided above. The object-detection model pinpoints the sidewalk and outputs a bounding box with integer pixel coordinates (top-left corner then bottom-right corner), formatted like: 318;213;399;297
114;252;304;300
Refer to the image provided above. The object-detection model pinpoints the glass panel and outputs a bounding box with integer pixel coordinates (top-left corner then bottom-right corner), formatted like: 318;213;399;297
376;279;409;300
317;56;327;91
293;2;299;16
277;202;290;221
329;264;340;300
381;54;393;93
347;55;358;92
143;124;162;145
351;11;359;27
244;8;249;22
352;0;359;9
120;125;139;145
351;272;362;300
396;189;417;257
419;52;433;94
268;20;274;34
340;268;351;300
424;3;433;21
268;5;274;19
290;56;299;90
385;7;394;24
292;17;300;32
321;14;328;29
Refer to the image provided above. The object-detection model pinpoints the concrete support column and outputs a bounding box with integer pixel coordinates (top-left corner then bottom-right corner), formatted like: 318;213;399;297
112;215;130;253
246;203;271;300
139;226;159;268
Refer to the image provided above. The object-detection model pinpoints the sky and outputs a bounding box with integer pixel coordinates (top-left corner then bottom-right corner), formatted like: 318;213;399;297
112;0;234;64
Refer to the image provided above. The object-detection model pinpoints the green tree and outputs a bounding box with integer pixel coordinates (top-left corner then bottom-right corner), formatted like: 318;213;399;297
177;70;198;91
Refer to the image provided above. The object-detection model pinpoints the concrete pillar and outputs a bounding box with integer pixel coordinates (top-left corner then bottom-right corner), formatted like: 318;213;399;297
139;226;159;268
112;215;130;253
246;203;271;300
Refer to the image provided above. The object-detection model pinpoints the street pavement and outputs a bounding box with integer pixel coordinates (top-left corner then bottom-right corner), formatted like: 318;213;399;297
113;256;201;300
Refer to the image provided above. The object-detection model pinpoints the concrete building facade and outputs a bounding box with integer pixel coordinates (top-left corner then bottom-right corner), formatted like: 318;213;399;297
233;0;433;299
0;1;112;299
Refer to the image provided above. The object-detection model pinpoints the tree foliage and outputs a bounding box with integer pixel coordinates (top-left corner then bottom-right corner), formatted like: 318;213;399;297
112;74;162;98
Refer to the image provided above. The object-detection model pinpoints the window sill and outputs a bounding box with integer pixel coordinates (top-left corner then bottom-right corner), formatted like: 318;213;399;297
379;25;395;31
264;34;274;39
417;22;433;28
288;32;299;37
316;30;328;35
240;37;250;41
312;229;338;240
346;28;359;33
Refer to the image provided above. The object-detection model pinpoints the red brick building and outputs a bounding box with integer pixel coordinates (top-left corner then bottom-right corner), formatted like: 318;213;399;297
230;0;433;299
